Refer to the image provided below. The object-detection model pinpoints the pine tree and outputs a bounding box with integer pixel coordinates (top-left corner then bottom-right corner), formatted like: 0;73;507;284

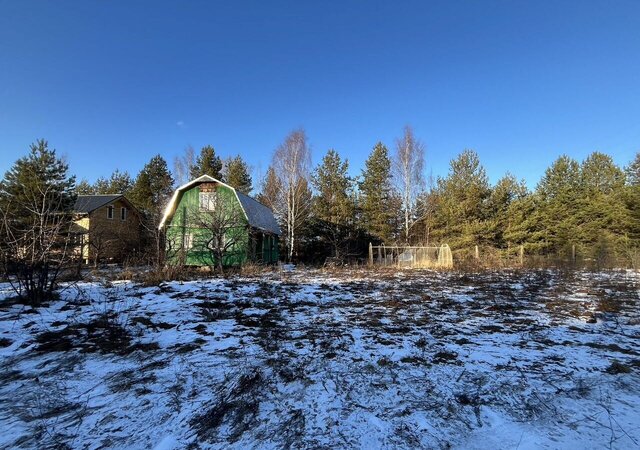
503;193;540;251
487;173;528;248
581;152;625;195
311;149;356;257
0;140;76;304
257;166;282;210
76;179;95;195
191;145;223;180
359;142;394;243
224;155;253;194
432;149;491;249
533;155;582;256
578;152;629;264
92;169;134;195
130;155;174;220
107;169;134;195
130;155;174;264
415;181;438;245
625;152;640;186
93;176;110;194
624;153;640;261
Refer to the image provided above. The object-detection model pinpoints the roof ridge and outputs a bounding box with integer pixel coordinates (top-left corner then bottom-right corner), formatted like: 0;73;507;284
77;193;123;196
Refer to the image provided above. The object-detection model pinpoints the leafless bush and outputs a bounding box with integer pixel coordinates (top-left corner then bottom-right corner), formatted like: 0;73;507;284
18;378;88;449
139;264;190;286
166;366;188;413
191;369;266;443
239;262;275;277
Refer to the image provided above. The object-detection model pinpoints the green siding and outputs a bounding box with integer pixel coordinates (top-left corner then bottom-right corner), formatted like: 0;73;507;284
164;183;279;267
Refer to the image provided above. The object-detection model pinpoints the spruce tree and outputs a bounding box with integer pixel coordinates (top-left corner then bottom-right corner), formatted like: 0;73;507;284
359;142;394;243
191;145;223;180
311;149;356;257
224;156;253;194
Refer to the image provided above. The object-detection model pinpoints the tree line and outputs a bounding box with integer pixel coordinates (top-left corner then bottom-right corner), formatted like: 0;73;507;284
257;127;639;268
1;128;639;290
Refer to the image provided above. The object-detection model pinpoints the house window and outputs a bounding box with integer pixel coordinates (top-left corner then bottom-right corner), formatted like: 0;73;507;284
107;205;114;219
121;207;127;221
183;233;194;249
199;192;217;211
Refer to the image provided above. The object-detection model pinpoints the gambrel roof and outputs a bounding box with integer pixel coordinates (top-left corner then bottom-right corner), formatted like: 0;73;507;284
159;175;281;235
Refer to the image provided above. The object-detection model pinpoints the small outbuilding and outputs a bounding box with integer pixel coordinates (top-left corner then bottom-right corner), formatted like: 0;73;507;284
158;175;281;267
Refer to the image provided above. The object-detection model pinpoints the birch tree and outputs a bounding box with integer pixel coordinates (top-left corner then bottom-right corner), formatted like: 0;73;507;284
269;129;312;261
173;146;196;186
393;126;425;243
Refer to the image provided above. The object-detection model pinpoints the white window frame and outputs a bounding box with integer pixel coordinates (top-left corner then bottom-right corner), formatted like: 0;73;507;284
199;192;217;211
183;233;194;250
107;205;114;219
120;207;127;221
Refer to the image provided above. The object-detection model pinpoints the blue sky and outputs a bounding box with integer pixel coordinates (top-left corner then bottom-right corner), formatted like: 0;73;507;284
1;0;639;189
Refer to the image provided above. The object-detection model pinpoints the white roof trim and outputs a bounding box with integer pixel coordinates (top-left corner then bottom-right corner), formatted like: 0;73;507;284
158;175;250;229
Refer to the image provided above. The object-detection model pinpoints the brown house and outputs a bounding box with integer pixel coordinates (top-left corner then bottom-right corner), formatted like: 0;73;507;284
73;195;142;265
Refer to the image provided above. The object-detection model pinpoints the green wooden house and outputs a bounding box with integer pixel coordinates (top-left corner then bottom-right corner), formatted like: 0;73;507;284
159;175;281;266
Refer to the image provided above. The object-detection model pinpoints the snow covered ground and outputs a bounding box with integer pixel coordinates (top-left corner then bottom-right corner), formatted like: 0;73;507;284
0;268;638;449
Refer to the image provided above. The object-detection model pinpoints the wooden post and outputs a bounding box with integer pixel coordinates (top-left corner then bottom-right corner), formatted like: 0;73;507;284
368;242;373;266
475;245;479;260
572;244;576;264
519;245;524;266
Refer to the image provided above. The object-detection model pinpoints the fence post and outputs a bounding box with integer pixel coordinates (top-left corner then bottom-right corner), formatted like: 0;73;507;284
368;242;373;266
572;244;576;264
519;245;524;266
475;245;479;260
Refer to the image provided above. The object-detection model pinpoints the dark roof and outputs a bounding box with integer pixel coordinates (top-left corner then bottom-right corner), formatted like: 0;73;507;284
74;195;123;213
236;192;282;235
